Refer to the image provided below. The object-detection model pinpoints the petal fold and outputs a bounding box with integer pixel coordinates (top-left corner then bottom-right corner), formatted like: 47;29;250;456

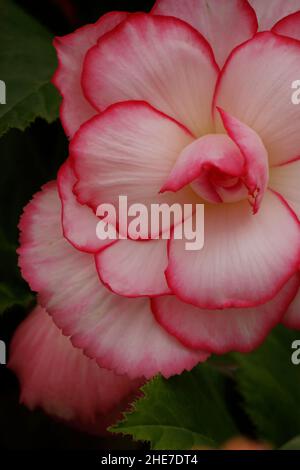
152;0;257;67
249;0;300;30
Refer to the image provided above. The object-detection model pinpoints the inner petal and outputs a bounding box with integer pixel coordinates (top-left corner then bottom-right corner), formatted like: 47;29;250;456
160;133;249;204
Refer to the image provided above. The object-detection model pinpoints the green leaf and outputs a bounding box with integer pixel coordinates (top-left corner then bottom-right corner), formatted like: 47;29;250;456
233;325;300;447
280;436;300;450
111;364;238;450
0;0;60;137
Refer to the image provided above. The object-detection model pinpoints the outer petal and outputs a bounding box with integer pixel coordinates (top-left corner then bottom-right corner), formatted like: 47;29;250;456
272;11;300;40
71;101;195;239
58;160;114;253
269;159;300;218
8;305;141;435
52;11;128;138
95;239;171;297
18;183;209;379
283;284;300;328
214;32;300;166
152;0;257;67
152;274;300;353
248;0;300;31
82;13;219;136
166;190;300;309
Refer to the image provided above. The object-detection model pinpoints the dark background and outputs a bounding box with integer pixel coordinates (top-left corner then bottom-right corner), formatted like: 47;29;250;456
0;0;155;450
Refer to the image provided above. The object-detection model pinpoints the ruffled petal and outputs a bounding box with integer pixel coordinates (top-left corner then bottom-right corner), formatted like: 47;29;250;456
152;0;257;67
152;274;300;353
166;190;300;309
18;183;209;379
58;160;114;253
82;13;219;136
214;32;300;166
95;239;171;297
52;11;128;138
272;11;300;39
9;305;142;435
269;159;300;218
248;0;300;30
71;101;195;239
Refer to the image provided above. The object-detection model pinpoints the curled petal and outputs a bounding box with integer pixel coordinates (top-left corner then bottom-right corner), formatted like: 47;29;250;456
160;133;247;204
9;305;142;435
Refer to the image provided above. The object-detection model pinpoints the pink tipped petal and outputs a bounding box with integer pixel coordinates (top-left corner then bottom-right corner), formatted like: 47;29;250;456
152;0;257;67
218;108;269;212
269;159;300;218
152;274;300;353
9;305;142;435
82;13;219;136
166;190;300;309
283;284;300;328
95;239;171;297
248;0;300;30
52;11;128;138
58;160;114;253
71;101;195;239
18;184;209;379
214;32;300;166
160;133;247;204
273;11;300;40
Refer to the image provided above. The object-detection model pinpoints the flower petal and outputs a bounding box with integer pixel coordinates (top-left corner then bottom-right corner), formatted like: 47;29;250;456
71;101;195;239
58;160;114;253
82;13;219;136
18;183;208;379
166;190;300;309
218;108;269;213
9;305;142;435
52;11;128;138
214;32;300;166
283;283;300;328
152;274;300;353
95;239;171;297
272;11;300;40
152;0;257;67
248;0;300;30
269;159;300;218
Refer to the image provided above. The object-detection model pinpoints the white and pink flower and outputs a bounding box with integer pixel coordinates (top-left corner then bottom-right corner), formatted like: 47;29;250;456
11;0;300;432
